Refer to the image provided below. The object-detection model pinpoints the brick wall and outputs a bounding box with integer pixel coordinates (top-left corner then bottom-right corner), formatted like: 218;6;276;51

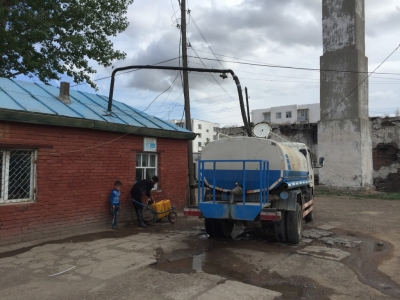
0;121;189;246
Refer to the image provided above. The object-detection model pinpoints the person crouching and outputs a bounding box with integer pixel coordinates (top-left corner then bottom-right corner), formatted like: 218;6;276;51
130;176;159;228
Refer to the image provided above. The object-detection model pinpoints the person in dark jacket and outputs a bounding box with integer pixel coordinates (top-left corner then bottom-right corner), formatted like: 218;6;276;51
130;176;159;228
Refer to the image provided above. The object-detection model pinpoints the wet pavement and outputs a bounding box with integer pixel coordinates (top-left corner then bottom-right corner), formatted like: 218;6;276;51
1;196;400;300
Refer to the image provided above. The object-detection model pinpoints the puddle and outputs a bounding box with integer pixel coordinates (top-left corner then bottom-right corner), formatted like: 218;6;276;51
155;251;247;282
0;229;137;259
154;251;303;298
264;284;303;299
341;236;400;299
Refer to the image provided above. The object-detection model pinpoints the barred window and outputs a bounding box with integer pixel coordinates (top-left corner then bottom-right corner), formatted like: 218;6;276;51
0;150;36;204
136;153;158;189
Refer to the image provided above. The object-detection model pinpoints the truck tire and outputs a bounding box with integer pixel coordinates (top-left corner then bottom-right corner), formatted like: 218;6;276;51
286;203;303;244
214;219;234;237
274;211;287;243
205;218;217;237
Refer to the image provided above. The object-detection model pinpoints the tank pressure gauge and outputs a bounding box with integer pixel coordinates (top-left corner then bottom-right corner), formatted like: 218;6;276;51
253;122;272;138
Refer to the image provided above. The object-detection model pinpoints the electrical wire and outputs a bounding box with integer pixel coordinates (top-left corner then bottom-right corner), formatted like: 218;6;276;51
188;13;225;70
187;54;400;76
70;57;182;88
142;71;180;112
320;44;400;121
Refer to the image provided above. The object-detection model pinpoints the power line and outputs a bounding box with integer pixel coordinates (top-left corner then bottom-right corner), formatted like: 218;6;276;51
320;44;400;121
142;71;180;112
187;53;400;76
70;57;181;88
188;13;225;70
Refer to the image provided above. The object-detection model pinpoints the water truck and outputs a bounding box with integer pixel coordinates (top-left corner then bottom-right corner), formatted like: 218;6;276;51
184;123;324;244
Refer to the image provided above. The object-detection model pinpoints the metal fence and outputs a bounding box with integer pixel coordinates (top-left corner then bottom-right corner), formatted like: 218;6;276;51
0;150;35;203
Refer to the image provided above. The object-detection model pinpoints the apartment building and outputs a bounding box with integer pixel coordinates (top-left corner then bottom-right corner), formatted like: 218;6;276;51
168;119;220;152
251;103;320;125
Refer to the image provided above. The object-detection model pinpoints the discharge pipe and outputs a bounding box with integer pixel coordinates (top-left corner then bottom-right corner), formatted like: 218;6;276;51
107;65;252;137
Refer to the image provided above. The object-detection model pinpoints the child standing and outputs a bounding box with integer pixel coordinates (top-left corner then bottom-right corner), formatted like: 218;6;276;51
110;180;122;230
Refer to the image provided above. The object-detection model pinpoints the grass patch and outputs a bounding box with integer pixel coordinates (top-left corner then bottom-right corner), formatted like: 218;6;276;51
315;190;400;201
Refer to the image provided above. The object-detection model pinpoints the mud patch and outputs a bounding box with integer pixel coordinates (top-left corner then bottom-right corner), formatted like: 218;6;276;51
264;284;303;299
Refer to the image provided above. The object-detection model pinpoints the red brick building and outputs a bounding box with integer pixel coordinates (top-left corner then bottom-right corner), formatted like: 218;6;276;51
0;78;196;246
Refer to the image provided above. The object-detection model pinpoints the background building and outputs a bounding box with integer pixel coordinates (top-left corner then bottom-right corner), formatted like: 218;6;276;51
168;119;220;152
251;103;320;125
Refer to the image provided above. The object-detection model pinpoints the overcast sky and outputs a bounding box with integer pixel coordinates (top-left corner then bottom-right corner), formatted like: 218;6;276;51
70;0;400;126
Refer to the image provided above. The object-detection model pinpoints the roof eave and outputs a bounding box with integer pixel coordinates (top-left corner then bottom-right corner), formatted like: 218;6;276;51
0;109;197;140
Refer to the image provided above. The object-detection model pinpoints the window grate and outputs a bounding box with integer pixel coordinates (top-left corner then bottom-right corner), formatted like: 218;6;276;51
1;150;35;203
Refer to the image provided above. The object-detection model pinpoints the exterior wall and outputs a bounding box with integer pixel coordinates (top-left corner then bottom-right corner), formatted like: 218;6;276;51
318;118;373;190
371;117;400;192
0;121;188;246
191;119;219;152
168;119;219;152
251;103;320;125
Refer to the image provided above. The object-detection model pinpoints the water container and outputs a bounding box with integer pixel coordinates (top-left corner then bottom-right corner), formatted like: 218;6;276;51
161;199;171;213
151;201;166;219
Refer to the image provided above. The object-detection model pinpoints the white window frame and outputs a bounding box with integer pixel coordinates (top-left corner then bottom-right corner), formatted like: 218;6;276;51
0;149;37;204
198;124;202;129
264;112;271;122
286;111;292;118
276;112;282;119
136;153;158;190
297;109;309;122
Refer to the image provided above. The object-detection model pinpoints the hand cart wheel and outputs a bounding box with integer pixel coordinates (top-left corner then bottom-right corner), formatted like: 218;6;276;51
168;211;177;223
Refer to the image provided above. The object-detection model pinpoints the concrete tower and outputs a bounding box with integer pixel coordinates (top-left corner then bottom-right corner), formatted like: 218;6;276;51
318;0;373;189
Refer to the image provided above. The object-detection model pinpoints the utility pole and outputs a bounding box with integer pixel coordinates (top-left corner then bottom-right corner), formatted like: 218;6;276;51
180;0;196;206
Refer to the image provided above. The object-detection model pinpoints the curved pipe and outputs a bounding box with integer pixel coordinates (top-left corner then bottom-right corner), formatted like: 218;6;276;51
107;65;252;137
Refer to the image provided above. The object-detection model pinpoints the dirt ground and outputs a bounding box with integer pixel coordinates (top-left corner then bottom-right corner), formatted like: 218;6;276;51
1;195;400;300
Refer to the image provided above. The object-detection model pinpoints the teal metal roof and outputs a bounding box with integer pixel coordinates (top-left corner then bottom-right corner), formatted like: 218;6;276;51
0;78;194;139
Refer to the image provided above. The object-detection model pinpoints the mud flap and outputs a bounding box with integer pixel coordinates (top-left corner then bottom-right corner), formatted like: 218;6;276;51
274;211;287;243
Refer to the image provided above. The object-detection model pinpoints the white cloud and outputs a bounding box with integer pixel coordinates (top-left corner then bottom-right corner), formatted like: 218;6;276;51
66;0;400;125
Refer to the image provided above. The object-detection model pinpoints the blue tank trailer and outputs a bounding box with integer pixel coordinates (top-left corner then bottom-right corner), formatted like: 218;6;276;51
184;135;324;244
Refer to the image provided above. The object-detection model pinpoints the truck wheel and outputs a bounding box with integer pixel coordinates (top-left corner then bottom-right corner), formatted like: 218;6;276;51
205;218;217;237
214;219;234;237
286;203;303;244
274;211;287;243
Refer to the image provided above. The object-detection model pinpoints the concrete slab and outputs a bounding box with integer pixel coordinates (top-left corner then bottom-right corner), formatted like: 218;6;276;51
319;237;363;248
86;252;156;280
317;224;336;230
296;246;350;261
302;229;333;239
196;280;281;300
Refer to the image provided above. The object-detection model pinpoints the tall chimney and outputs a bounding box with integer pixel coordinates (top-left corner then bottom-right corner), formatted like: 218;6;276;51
57;82;71;104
